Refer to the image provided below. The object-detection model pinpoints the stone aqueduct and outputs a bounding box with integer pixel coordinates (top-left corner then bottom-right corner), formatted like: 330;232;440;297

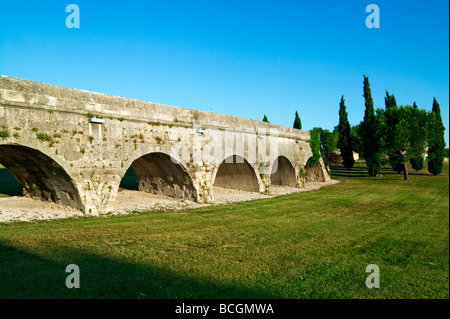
0;75;330;214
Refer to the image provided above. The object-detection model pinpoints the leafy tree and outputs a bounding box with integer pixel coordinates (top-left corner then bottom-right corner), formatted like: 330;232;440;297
380;104;428;180
427;98;446;175
263;114;269;123
350;125;363;158
337;95;354;169
381;91;404;173
311;127;338;153
293;111;302;129
361;75;382;176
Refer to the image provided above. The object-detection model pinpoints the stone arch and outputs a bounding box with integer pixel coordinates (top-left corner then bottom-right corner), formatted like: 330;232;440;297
213;155;260;191
270;156;296;187
123;152;197;201
0;144;83;210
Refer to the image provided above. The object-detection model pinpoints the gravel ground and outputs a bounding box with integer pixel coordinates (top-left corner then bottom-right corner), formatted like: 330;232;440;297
0;180;340;223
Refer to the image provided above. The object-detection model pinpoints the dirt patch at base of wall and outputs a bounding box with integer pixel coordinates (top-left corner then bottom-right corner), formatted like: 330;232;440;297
0;180;340;223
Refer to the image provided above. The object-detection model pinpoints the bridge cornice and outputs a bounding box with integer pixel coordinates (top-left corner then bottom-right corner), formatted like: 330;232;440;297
1;75;310;141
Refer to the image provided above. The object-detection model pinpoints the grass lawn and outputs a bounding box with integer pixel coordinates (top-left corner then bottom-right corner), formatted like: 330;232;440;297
0;161;448;299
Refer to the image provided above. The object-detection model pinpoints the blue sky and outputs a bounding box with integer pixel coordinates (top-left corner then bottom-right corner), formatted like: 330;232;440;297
1;0;448;146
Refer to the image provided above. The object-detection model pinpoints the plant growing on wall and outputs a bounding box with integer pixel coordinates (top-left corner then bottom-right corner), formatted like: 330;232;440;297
36;132;53;143
306;130;321;167
299;168;307;187
0;130;9;139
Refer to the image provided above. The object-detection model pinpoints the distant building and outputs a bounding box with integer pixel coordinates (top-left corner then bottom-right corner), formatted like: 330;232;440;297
335;149;359;161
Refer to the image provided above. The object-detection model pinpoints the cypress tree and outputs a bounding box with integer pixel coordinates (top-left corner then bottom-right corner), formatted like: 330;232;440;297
361;75;382;176
338;95;354;169
409;102;426;171
263;114;269;123
427;98;445;175
384;90;397;110
293;111;302;129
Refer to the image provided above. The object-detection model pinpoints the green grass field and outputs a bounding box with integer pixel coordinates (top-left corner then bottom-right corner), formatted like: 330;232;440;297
0;161;448;298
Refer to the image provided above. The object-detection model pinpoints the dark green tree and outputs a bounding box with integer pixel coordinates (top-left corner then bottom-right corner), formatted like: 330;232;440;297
384;90;397;110
293;111;302;129
337;95;354;169
409;102;427;171
427;98;446;175
263;114;269;123
380;104;428;180
410;154;424;171
361;75;382;176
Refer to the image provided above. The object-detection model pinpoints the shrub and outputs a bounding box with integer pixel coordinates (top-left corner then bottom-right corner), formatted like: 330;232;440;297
410;156;424;171
328;152;342;165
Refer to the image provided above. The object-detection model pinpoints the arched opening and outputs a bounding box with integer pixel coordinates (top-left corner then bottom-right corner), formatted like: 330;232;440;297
270;156;296;187
119;169;139;191
122;152;197;201
213;155;259;191
0;144;83;209
0;163;23;197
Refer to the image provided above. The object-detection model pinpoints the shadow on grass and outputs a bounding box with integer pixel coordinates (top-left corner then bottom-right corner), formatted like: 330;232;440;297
0;241;278;299
330;161;433;180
